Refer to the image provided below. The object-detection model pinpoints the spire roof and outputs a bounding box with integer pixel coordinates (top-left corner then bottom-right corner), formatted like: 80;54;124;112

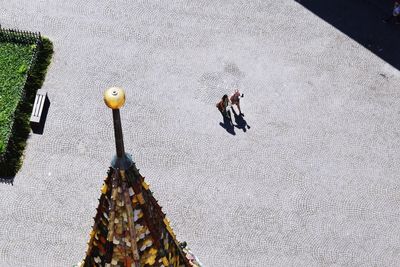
77;87;201;267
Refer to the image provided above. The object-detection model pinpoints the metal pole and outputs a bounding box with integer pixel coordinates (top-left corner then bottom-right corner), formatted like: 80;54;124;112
112;109;125;158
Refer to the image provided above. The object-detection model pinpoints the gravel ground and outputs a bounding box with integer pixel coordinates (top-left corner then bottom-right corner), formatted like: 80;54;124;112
0;1;400;266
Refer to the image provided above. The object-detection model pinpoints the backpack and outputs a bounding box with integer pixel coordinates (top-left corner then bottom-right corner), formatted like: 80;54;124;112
216;100;224;111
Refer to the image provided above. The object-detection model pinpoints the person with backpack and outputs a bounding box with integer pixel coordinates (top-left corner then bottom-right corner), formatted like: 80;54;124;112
216;94;231;120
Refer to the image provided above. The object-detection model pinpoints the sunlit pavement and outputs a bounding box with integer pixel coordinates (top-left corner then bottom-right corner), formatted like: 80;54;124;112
0;1;400;266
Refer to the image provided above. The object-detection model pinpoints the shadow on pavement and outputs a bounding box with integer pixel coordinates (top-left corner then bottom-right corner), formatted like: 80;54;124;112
0;177;14;185
296;0;400;70
219;111;236;135
232;109;251;133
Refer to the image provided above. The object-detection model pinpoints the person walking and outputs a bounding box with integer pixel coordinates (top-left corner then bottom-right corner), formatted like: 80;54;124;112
216;94;231;120
383;1;400;24
229;89;244;116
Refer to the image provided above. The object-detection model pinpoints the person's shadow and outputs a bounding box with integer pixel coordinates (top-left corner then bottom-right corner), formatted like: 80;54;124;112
219;110;236;135
232;109;250;132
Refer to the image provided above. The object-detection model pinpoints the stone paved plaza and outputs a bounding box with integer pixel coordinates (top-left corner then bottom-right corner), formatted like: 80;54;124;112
1;1;400;266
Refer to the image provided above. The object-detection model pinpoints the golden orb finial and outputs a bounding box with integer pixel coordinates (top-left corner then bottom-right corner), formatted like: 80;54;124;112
104;87;126;109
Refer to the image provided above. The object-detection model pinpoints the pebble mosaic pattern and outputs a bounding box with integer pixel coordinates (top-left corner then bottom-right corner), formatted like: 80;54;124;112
1;0;400;266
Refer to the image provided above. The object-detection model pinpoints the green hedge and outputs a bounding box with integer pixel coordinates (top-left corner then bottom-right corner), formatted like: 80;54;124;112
0;43;36;155
0;37;53;177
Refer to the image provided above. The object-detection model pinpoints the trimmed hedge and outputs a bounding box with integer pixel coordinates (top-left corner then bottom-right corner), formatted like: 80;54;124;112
0;43;36;155
0;36;53;177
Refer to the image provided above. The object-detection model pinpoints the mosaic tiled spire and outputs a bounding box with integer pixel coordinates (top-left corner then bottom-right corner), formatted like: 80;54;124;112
78;87;201;267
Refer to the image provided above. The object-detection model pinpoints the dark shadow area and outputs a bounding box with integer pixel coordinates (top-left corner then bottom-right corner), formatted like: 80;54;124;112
0;177;14;185
31;97;50;135
232;109;251;132
296;0;400;70
219;110;236;135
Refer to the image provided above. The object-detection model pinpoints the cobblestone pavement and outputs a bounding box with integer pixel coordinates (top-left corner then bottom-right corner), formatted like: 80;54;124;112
1;1;400;266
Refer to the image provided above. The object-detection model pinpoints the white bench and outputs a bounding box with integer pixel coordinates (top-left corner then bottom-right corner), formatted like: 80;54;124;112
30;89;49;132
